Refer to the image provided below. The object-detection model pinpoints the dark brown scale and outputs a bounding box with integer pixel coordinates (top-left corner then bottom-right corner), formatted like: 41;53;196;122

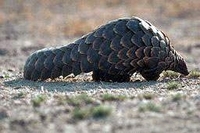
102;23;116;40
108;51;120;64
53;49;64;68
70;44;80;61
87;47;99;64
78;39;89;54
51;67;62;79
118;48;129;60
114;19;129;35
110;35;123;51
62;65;72;77
99;40;112;57
121;31;133;48
41;68;51;80
35;53;46;72
92;37;104;50
24;17;189;82
80;56;92;73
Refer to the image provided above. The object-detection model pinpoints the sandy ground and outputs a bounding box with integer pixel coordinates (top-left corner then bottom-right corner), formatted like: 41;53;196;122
0;0;200;133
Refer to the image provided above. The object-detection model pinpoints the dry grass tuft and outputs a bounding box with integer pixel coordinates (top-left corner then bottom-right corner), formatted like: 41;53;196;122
72;105;112;120
139;102;161;112
188;70;200;79
166;81;180;90
163;71;180;78
31;94;47;107
101;94;127;101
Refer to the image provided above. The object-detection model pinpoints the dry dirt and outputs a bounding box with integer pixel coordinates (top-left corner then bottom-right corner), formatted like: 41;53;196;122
0;0;200;133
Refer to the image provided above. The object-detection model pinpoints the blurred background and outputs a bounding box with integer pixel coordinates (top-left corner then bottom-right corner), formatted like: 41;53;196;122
0;0;200;71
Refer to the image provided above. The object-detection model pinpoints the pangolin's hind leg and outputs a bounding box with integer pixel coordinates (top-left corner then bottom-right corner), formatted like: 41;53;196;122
92;70;130;82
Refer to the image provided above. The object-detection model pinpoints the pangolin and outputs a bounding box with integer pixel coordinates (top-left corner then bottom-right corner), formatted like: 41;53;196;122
24;17;189;82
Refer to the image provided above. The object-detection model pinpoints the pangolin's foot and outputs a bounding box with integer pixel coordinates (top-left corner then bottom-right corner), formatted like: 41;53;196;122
92;70;130;82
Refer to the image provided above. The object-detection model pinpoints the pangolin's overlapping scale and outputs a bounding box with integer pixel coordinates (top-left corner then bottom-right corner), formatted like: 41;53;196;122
62;48;72;65
115;60;126;70
78;38;89;54
85;32;96;44
142;34;152;46
144;46;152;57
144;57;159;69
147;21;158;35
87;47;100;64
72;61;81;76
157;31;165;40
80;54;93;73
139;20;150;33
137;59;145;68
108;51;120;64
62;64;72;77
122;58;133;69
158;51;167;60
24;53;38;80
130;58;140;68
35;53;46;72
70;44;80;61
126;19;141;33
151;47;160;57
51;67;62;79
94;26;105;37
108;64;120;75
118;48;129;60
52;49;64;68
127;46;137;59
131;31;145;47
110;35;123;51
92;37;104;50
41;68;51;80
31;69;41;81
98;57;112;71
24;16;187;82
121;31;133;48
102;22;116;40
99;40;112;57
139;20;154;37
113;19;129;36
151;36;160;47
159;40;167;50
135;47;145;59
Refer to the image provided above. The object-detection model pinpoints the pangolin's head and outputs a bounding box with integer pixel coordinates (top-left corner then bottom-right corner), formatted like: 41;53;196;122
173;53;189;76
167;44;189;76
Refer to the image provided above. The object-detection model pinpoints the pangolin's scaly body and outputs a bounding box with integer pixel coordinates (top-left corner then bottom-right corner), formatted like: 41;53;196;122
24;17;189;82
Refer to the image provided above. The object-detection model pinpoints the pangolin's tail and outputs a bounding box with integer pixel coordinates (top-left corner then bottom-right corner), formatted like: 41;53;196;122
24;43;94;81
